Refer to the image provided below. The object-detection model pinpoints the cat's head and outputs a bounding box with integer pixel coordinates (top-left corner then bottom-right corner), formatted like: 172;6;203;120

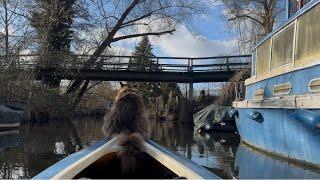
115;82;139;102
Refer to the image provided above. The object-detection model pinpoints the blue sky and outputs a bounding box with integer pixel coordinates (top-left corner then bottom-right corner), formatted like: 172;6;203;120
112;4;238;58
151;5;238;58
111;4;239;94
151;4;237;94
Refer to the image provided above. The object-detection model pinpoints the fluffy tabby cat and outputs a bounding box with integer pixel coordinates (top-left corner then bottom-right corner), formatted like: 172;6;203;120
101;82;150;173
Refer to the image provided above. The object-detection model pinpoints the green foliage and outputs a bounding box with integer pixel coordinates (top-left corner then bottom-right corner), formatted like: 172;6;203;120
128;36;182;107
31;0;75;54
31;0;76;87
129;36;158;71
128;36;160;105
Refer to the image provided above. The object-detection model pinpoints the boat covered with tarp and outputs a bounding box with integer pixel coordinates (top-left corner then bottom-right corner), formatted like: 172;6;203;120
193;105;236;133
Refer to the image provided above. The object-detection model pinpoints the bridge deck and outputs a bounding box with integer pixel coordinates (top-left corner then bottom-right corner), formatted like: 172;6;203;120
1;54;251;82
37;69;240;83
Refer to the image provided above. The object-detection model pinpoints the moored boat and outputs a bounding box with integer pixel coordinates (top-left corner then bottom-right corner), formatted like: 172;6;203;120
193;105;237;133
33;136;219;179
0;104;24;130
233;0;320;167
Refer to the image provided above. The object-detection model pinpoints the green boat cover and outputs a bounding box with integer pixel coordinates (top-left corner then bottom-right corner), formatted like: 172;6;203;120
193;105;231;130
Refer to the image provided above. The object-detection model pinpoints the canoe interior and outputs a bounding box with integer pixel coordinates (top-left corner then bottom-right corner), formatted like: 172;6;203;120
74;151;181;179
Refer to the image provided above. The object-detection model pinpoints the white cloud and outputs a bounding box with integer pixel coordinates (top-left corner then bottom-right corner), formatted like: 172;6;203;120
151;25;237;57
205;0;224;8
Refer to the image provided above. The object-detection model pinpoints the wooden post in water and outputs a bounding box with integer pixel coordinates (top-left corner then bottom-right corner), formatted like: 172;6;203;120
189;82;193;101
226;58;229;71
189;58;193;101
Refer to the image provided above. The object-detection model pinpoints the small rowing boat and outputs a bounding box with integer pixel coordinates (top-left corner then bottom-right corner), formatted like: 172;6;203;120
33;136;219;179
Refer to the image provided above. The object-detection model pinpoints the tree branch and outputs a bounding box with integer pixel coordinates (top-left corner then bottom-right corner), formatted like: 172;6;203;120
83;0;140;67
121;12;153;26
119;22;149;29
67;0;141;94
112;29;175;42
228;14;264;26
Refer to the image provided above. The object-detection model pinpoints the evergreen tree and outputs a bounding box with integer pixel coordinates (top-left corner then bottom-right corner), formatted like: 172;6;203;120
129;36;161;105
129;36;158;71
31;0;76;87
129;36;182;108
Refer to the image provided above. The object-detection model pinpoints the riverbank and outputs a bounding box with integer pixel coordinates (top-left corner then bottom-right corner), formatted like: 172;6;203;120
0;72;116;123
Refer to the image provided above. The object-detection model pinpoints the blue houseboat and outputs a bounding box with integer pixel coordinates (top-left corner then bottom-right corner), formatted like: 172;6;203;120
233;0;320;167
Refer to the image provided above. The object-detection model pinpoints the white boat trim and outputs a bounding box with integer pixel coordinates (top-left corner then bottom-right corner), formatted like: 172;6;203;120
0;122;20;128
144;142;204;179
51;137;121;179
233;93;320;109
33;136;219;179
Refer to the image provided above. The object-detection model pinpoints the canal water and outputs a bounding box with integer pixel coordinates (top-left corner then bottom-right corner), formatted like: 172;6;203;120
1;118;320;179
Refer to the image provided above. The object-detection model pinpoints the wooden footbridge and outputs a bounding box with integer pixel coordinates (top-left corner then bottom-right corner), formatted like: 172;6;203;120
1;54;251;98
1;54;251;82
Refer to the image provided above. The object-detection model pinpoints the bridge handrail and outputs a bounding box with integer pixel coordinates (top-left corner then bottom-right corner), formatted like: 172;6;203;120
0;54;251;73
0;54;251;59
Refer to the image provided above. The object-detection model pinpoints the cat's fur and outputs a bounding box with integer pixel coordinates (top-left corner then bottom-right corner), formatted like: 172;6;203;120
101;83;150;173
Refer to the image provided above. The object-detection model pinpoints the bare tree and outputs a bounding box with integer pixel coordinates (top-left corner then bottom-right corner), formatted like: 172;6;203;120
67;0;205;107
0;0;34;69
219;0;285;52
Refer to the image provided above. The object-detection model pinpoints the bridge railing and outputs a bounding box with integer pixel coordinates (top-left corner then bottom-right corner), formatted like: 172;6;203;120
0;54;251;73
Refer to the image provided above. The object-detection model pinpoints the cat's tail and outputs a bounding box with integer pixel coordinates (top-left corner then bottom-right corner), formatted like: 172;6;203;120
116;132;145;174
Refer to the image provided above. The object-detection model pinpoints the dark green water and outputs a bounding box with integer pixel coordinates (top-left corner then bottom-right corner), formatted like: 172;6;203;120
0;118;320;179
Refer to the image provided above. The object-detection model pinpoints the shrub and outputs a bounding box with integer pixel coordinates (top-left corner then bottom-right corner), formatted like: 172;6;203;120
216;68;250;106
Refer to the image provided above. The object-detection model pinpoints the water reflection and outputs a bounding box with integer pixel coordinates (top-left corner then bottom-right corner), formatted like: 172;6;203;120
236;143;320;179
0;118;104;179
0;130;23;152
0;118;319;179
150;121;239;178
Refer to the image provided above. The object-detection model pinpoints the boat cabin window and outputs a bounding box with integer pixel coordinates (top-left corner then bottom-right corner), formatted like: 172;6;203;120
295;4;320;65
271;23;294;69
250;2;320;81
256;39;271;77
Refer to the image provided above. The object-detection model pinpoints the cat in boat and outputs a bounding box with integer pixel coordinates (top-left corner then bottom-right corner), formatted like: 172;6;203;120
101;82;150;173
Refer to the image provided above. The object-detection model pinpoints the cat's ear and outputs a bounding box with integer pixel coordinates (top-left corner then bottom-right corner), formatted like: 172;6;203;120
120;82;125;87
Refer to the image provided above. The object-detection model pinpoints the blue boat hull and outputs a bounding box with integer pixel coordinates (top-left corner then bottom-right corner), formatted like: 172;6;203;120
236;108;320;167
